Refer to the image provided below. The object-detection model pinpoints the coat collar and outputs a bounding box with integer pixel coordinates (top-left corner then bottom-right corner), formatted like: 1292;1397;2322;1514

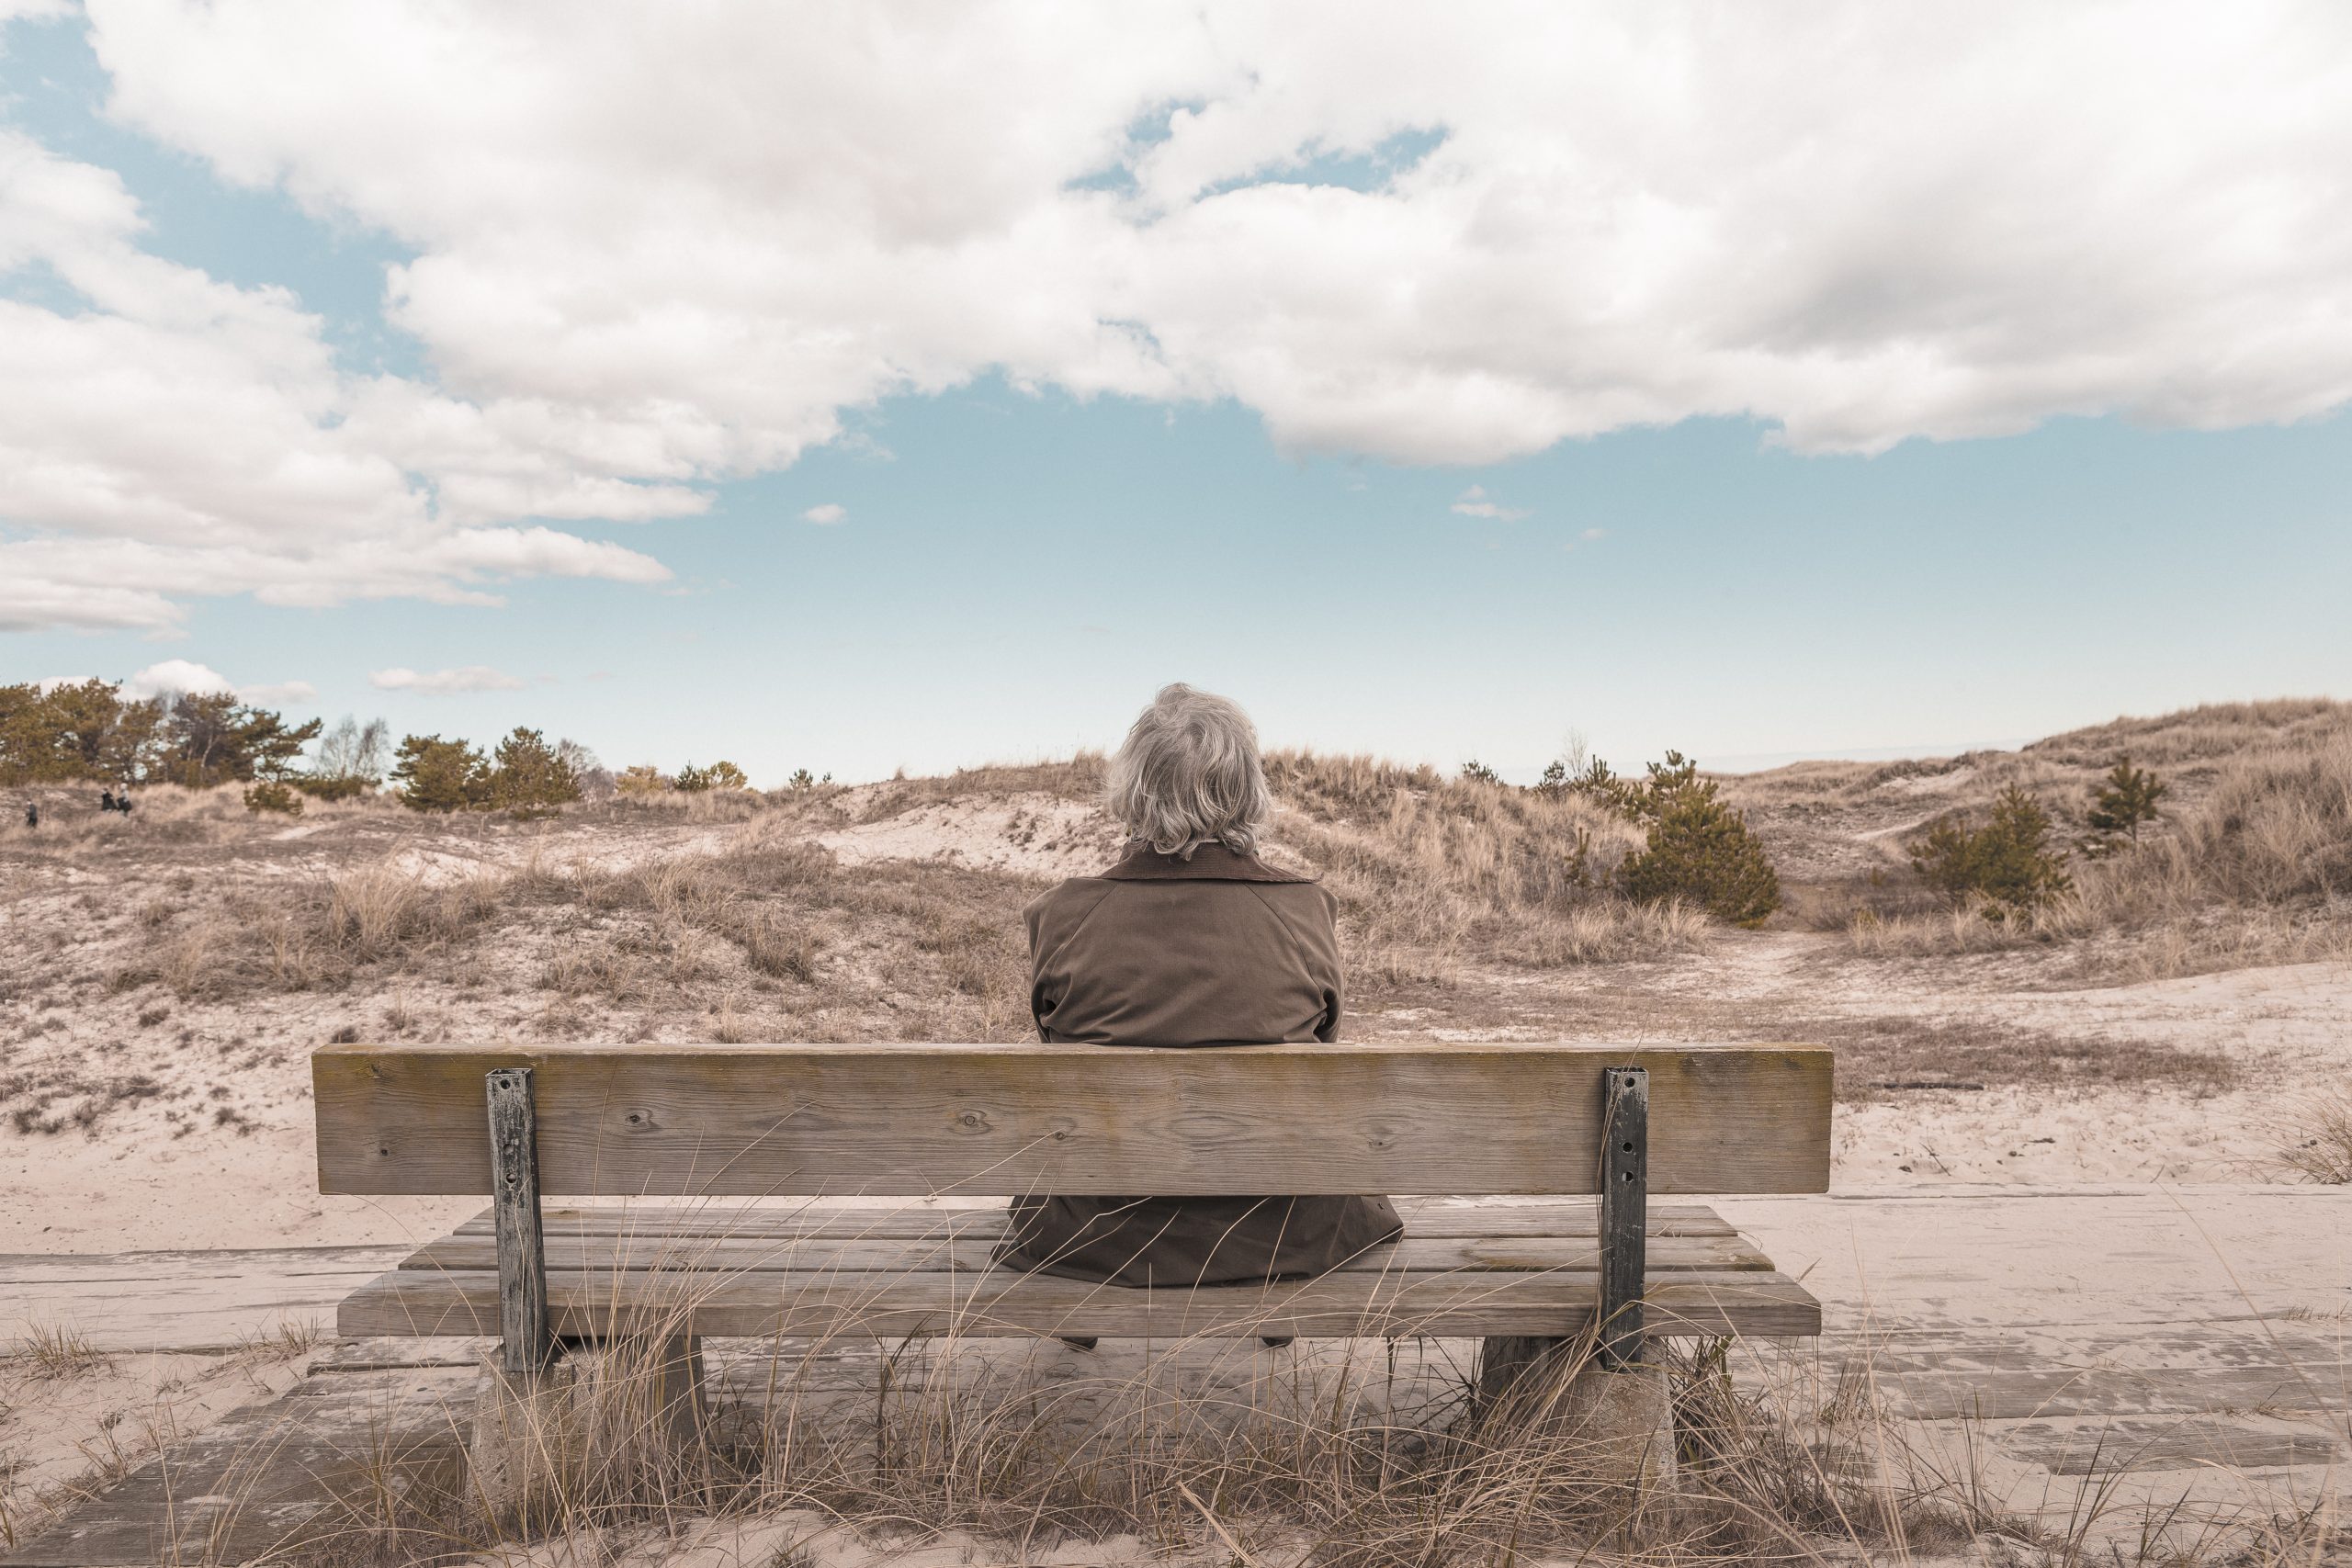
1099;840;1317;884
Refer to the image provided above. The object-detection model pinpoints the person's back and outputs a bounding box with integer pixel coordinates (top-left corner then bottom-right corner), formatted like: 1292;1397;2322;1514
993;684;1402;1289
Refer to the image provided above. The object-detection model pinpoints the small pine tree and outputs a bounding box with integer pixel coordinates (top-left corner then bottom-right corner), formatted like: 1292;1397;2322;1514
1912;784;2072;913
487;727;582;809
1610;754;1781;926
1618;783;1781;926
1458;760;1502;786
2086;753;2166;843
243;779;302;816
390;734;491;812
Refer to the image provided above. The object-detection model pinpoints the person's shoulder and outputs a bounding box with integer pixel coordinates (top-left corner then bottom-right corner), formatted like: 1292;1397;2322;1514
1249;875;1340;923
1023;876;1120;938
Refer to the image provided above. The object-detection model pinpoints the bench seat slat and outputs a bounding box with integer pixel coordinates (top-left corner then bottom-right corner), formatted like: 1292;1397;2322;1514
337;1265;1822;1340
401;1231;1777;1277
448;1199;1741;1243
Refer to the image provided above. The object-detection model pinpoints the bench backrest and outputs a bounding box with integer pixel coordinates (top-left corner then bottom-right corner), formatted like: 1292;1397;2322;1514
314;1042;1830;1199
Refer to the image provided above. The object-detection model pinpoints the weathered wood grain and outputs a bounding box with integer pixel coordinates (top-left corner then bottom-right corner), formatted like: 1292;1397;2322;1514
451;1198;1743;1240
1886;1364;2352;1421
485;1066;553;1377
313;1042;1833;1197
399;1230;1778;1277
1995;1416;2346;1475
0;1366;469;1568
0;1246;407;1354
1597;1065;1647;1368
335;1263;1824;1339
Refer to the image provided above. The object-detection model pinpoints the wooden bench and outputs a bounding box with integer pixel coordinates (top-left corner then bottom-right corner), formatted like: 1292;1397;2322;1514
313;1042;1830;1408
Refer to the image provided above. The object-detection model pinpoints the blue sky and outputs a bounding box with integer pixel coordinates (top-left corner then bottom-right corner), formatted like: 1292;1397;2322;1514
5;5;2348;784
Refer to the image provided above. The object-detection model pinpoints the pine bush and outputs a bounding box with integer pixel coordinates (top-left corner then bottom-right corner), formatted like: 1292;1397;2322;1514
1911;784;2072;912
1616;768;1781;926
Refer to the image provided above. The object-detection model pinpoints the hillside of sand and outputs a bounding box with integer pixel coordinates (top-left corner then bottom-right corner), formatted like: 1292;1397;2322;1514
1;700;2346;1256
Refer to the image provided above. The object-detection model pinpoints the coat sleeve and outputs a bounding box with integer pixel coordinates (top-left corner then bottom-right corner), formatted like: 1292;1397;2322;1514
1022;891;1059;1042
1310;886;1344;1043
1023;880;1116;1043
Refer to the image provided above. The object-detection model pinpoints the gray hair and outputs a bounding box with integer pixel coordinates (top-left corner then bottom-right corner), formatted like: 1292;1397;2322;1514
1107;683;1272;858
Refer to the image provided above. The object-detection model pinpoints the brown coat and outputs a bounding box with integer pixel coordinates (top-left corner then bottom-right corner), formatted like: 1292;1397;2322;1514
993;842;1404;1287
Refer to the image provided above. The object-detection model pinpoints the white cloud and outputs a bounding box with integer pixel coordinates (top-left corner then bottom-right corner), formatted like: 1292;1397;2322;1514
0;127;677;633
124;660;232;697
369;664;528;694
1;3;2348;630
120;659;313;704
800;502;847;525
1450;484;1528;521
240;678;318;704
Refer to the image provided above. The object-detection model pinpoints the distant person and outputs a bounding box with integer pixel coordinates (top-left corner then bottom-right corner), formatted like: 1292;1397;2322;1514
118;794;132;817
995;682;1403;1306
22;802;35;829
99;790;116;812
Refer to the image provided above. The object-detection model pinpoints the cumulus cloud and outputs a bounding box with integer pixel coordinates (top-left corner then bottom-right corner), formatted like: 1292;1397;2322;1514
120;659;314;703
1450;485;1528;521
0;126;677;633
4;3;2351;630
800;502;847;525
369;665;528;694
123;660;233;698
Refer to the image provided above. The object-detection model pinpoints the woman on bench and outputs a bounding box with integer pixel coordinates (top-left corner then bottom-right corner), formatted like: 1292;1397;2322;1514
995;682;1404;1313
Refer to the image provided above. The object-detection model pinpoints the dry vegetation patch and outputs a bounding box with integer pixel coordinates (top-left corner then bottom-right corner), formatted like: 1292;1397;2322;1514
1778;1016;2241;1106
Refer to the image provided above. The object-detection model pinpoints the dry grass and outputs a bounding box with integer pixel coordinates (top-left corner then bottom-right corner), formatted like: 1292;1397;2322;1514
256;1302;2342;1568
2271;1092;2352;1184
1776;1015;2241;1105
7;1324;110;1382
1831;722;2352;978
1266;751;1704;976
22;745;1708;1068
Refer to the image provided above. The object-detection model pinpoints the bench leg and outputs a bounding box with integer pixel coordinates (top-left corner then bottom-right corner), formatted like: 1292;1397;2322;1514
1475;1334;1571;1422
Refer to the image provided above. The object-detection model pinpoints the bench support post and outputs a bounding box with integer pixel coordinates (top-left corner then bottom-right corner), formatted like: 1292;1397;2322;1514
487;1066;555;1377
1476;1062;1654;1417
1598;1065;1648;1370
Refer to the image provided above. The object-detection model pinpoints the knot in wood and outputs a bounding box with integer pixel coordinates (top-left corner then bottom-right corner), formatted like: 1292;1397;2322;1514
953;1108;993;1134
620;1107;656;1131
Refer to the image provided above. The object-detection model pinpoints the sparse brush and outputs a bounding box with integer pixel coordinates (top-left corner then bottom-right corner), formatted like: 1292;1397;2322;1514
11;1322;110;1380
1265;750;1694;974
2272;1092;2352;1183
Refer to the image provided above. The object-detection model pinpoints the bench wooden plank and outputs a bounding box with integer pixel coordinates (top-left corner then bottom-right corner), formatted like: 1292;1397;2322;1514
335;1265;1822;1339
314;1042;1831;1198
399;1231;1779;1276
450;1199;1743;1241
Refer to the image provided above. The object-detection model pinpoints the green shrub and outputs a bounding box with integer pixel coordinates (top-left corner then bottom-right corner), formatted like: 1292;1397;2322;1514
391;734;491;812
616;763;672;796
676;759;750;792
292;773;370;802
243;780;302;816
487;727;582;809
1458;760;1503;786
2086;752;2166;843
1911;784;2072;913
1618;781;1781;927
